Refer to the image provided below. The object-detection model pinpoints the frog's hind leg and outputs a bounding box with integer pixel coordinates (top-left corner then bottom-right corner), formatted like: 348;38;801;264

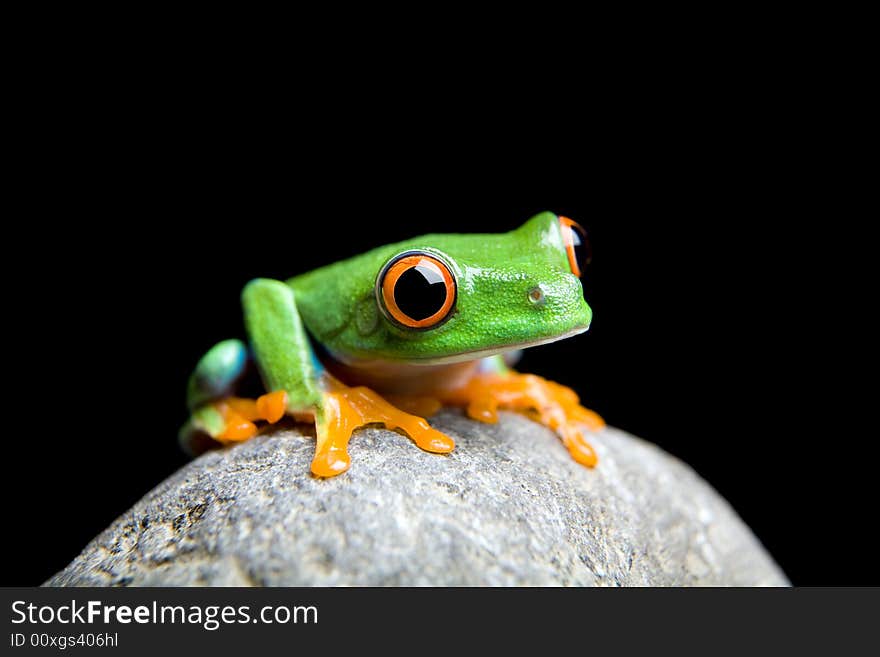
179;339;286;454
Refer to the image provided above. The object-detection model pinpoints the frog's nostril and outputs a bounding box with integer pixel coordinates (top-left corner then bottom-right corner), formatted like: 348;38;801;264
528;286;546;306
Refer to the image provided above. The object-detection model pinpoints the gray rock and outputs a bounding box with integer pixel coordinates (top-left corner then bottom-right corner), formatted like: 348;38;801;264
46;411;788;586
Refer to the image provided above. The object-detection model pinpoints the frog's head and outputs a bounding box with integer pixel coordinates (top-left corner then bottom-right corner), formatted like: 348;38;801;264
294;212;593;366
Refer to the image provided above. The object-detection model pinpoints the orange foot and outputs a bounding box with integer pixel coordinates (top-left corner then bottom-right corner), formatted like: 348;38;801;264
214;390;289;443
440;372;605;467
312;378;455;478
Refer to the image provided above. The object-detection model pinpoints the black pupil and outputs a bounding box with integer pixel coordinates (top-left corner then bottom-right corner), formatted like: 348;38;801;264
394;261;448;321
570;224;592;270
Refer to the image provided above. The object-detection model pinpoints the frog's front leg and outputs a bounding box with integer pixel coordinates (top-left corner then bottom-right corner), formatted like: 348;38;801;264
439;355;605;467
243;279;454;478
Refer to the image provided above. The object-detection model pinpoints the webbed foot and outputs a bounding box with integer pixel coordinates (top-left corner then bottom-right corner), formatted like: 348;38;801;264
442;372;604;467
210;390;289;442
312;378;455;478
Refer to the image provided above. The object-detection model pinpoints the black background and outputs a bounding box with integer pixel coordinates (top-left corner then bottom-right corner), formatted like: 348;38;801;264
4;78;870;586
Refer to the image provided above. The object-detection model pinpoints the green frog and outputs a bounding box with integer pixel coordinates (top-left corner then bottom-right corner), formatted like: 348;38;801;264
181;212;603;477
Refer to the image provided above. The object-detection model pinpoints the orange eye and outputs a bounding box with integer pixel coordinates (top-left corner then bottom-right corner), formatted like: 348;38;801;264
378;252;457;329
558;216;592;278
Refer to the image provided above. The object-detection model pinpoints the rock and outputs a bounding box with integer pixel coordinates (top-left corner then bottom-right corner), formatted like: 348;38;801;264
45;411;788;586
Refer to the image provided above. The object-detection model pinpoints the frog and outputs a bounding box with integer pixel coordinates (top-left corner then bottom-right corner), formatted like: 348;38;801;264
180;211;604;477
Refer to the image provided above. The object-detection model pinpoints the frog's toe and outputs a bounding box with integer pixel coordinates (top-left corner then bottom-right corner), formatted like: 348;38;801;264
311;447;352;478
560;424;598;467
256;390;289;424
465;394;500;424
217;411;259;442
407;422;455;453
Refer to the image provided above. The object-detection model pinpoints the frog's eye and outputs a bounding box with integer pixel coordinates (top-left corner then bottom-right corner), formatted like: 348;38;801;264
377;251;457;329
558;216;592;278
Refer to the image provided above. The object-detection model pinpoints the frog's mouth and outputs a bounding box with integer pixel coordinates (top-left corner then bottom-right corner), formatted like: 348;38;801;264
407;324;590;365
329;324;590;369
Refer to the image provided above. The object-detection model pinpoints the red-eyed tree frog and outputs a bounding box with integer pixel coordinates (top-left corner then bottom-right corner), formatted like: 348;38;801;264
180;212;604;477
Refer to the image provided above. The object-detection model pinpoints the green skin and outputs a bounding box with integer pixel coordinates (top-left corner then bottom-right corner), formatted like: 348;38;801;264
183;212;592;445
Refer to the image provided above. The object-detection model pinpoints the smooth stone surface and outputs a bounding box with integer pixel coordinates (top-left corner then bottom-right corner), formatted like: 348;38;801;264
46;411;788;586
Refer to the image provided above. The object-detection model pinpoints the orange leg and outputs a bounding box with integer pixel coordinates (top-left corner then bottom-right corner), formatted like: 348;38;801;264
439;372;604;467
207;382;452;479
205;372;597;475
311;378;454;478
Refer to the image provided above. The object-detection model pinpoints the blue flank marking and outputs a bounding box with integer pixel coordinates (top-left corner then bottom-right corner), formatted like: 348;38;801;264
310;349;326;376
